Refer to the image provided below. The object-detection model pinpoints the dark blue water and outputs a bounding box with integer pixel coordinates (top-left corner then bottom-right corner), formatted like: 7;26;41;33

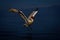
0;0;60;40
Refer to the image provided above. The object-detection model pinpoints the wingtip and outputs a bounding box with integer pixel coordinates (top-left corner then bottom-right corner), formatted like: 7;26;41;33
9;8;19;13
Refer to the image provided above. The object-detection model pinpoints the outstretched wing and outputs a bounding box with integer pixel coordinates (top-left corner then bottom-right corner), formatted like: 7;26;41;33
9;8;28;24
18;11;28;24
28;8;38;19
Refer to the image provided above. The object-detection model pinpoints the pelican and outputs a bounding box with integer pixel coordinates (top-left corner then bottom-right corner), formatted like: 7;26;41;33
9;8;38;27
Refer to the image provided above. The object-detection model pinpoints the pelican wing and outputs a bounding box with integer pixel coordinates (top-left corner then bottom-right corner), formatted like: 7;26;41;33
18;11;28;24
28;8;38;19
9;8;28;24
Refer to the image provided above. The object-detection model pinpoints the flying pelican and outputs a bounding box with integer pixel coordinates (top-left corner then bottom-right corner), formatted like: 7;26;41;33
9;8;38;27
